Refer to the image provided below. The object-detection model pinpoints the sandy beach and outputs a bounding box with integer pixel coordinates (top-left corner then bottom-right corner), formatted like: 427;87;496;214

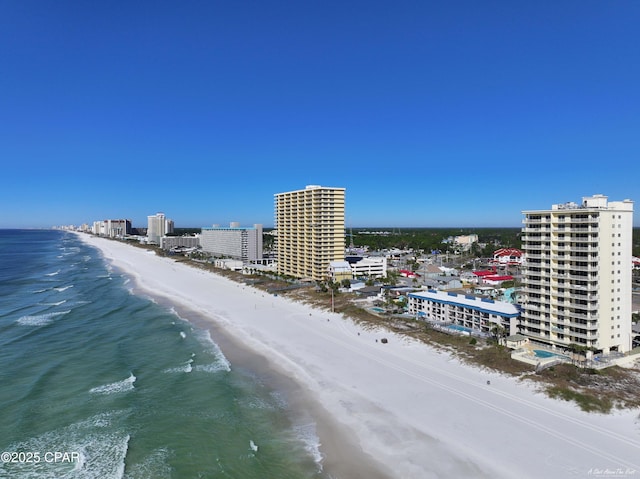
79;234;640;479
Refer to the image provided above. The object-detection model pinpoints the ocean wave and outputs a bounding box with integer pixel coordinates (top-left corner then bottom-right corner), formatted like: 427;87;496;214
38;300;67;306
17;310;71;326
45;270;60;277
54;285;74;292
90;373;137;395
179;331;186;339
194;330;231;372
164;359;193;374
0;413;130;479
193;363;231;374
293;422;324;470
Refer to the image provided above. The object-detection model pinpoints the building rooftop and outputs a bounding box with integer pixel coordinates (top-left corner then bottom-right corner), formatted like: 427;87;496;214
409;289;520;317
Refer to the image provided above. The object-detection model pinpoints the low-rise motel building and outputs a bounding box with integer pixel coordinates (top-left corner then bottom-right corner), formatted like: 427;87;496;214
408;289;521;336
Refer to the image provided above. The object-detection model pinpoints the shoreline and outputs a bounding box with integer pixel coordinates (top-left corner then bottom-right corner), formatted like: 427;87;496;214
150;287;394;479
76;233;640;479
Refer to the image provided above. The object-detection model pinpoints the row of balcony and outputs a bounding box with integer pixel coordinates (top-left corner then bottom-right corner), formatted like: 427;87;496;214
522;234;599;242
521;308;600;321
524;216;599;223
519;325;599;341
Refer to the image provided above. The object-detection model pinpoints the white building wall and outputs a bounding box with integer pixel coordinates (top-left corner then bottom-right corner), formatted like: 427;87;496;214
408;290;520;336
160;236;200;250
200;224;262;261
147;213;166;244
521;195;634;353
350;257;387;278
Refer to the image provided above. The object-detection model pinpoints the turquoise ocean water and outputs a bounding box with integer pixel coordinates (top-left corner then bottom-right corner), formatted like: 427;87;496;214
0;230;327;479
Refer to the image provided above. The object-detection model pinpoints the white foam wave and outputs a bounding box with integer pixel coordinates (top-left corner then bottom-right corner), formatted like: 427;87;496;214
45;270;60;276
32;288;49;293
293;422;324;470
179;331;186;339
90;373;136;395
39;300;67;306
193;363;231;374
17;310;71;326
249;440;258;452
54;285;74;292
164;359;193;374
0;412;130;479
195;330;231;372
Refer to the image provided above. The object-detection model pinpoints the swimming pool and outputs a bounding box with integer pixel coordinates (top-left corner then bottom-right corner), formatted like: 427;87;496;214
370;307;385;313
533;349;569;360
446;324;472;333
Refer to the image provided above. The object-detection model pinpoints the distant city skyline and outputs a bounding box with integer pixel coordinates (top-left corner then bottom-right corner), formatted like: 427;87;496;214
2;2;639;228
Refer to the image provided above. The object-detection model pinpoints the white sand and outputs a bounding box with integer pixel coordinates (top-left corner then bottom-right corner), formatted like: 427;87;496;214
80;234;640;479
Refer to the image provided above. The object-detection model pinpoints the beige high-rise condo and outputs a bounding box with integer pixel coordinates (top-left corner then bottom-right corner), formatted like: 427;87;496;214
521;195;634;354
275;185;346;281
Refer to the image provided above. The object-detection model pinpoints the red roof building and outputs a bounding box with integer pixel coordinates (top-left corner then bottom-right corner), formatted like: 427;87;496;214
492;248;523;265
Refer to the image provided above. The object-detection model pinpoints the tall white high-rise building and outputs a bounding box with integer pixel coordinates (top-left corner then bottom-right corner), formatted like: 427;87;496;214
275;185;346;281
147;212;167;245
520;195;634;354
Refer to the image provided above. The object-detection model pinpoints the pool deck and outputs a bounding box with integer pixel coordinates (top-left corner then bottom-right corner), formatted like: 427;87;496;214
510;344;570;368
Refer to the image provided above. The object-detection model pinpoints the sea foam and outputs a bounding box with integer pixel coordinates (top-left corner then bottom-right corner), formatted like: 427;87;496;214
195;329;231;372
293;421;324;471
0;412;130;479
54;285;74;292
38;300;67;306
163;359;193;374
17;310;71;326
89;373;137;395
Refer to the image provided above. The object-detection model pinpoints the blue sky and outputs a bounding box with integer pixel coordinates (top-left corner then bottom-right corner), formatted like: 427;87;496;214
2;1;638;228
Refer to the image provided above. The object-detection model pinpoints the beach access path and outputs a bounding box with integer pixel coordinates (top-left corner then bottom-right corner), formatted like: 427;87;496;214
80;234;640;479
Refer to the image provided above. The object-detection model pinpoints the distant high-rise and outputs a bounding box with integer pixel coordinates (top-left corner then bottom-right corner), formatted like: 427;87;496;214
520;195;634;354
200;223;263;261
147;212;167;245
92;219;131;237
275;185;346;281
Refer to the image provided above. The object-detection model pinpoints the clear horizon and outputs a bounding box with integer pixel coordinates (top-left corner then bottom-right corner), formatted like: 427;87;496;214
2;2;639;228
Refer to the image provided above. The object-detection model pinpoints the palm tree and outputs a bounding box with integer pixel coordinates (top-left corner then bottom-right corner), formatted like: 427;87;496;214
490;324;506;345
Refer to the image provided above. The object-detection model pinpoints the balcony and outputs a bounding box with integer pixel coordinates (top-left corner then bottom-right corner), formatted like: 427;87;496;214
566;330;600;341
569;283;599;293
522;226;552;233
525;252;551;260
562;320;599;331
522;303;551;313
522;278;551;288
569;311;599;321
567;273;598;282
560;246;599;253
571;292;599;301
